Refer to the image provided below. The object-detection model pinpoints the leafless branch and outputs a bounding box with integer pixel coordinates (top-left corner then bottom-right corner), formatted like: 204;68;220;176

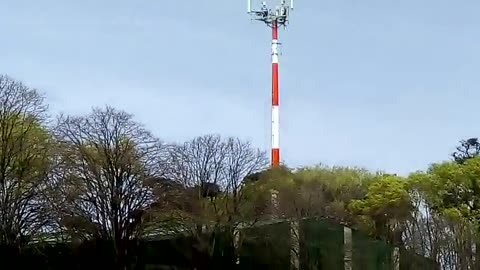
0;75;51;248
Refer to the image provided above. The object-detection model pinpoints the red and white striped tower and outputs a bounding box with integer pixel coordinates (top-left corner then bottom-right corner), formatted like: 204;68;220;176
248;0;293;167
271;20;280;167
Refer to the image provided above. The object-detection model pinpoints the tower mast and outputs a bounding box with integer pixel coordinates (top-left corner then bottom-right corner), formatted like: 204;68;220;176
248;0;293;167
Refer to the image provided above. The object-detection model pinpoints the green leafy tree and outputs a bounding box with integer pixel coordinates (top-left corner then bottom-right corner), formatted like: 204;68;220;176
257;165;374;222
349;175;412;243
411;158;480;225
409;156;480;268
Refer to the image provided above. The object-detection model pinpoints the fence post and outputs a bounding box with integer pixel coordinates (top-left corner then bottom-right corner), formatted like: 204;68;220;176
270;189;280;218
393;247;400;270
344;226;352;270
290;220;300;270
234;227;241;265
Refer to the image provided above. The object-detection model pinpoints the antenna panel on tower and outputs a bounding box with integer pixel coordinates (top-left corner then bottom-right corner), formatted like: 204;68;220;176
248;0;293;26
248;0;282;12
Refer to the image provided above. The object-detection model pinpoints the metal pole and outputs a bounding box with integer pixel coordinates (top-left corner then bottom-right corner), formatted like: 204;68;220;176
271;20;280;167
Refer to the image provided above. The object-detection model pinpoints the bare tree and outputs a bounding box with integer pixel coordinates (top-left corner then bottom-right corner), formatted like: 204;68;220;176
50;106;167;269
222;137;269;221
0;75;51;251
169;134;225;189
154;134;268;269
165;135;268;222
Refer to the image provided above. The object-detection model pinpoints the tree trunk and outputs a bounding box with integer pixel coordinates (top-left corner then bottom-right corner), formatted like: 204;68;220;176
113;233;128;270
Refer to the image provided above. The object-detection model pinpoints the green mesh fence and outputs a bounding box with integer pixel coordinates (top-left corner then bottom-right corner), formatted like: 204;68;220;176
137;236;195;269
1;219;440;269
399;248;439;270
139;230;238;270
300;218;345;270
239;221;291;270
352;229;393;270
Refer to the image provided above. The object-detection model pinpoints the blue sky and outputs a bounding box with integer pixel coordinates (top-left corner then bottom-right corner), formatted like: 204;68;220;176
1;0;480;175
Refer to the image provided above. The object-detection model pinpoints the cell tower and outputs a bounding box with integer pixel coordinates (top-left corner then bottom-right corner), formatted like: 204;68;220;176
248;0;294;167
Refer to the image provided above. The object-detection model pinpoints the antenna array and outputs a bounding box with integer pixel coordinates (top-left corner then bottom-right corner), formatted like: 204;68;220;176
248;0;294;27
